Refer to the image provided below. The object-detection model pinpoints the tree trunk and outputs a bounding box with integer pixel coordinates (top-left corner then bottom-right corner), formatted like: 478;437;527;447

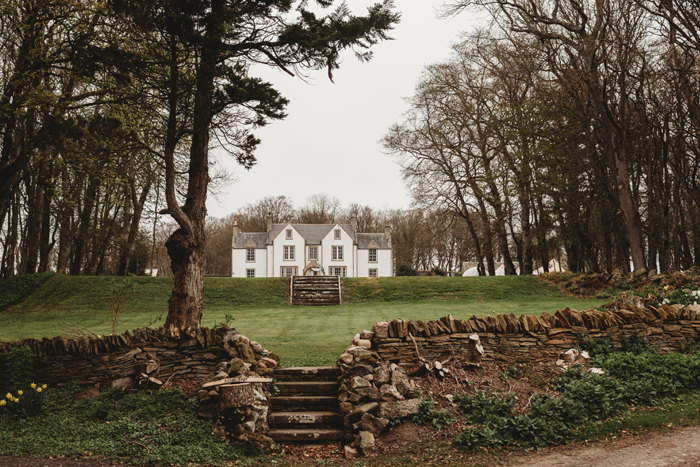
613;135;646;274
70;176;99;275
163;3;222;337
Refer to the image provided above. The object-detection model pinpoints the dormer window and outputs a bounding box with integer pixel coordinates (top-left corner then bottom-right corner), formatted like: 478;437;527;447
286;229;292;240
334;229;341;240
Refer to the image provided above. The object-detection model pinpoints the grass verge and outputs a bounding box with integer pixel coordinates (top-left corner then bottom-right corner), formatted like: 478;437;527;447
0;384;261;466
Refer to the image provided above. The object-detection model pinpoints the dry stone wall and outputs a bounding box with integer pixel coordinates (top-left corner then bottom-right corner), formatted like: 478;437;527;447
370;303;700;364
0;326;278;388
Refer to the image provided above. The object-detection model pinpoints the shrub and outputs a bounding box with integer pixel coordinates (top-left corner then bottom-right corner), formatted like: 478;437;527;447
396;264;417;276
413;398;453;429
0;346;36;393
454;351;700;452
453;426;501;451
455;390;515;424
579;330;653;357
596;351;700;405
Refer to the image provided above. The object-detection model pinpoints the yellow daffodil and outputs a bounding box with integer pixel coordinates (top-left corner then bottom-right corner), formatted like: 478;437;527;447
5;393;11;400
13;398;19;403
42;384;47;389
17;390;23;396
30;383;36;389
36;387;42;393
0;399;6;406
663;285;670;291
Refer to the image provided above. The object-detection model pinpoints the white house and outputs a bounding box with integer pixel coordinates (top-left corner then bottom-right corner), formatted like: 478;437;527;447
232;217;393;278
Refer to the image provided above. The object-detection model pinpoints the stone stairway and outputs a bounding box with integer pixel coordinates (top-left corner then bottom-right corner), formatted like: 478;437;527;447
269;366;344;443
290;276;342;306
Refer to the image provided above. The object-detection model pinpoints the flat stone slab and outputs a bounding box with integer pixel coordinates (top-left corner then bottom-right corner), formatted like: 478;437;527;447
274;366;340;381
270;395;338;410
269;428;344;443
269;410;341;426
275;381;338;396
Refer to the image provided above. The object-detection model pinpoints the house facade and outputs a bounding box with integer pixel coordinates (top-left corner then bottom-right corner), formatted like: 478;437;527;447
232;217;393;278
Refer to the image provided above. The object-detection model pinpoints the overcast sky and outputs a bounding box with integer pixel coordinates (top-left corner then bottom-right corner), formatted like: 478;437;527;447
208;1;485;218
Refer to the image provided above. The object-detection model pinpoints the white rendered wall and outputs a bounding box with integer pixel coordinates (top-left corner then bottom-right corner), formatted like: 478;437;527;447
232;248;267;277
320;225;355;276
357;248;393;277
272;225;305;276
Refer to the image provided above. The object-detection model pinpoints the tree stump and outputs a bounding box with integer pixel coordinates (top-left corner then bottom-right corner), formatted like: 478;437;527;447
219;383;254;409
465;333;484;363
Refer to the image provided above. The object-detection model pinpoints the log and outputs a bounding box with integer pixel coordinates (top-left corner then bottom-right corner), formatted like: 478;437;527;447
219;383;254;408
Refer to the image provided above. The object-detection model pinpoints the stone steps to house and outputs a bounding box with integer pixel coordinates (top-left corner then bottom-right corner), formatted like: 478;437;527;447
269;366;343;444
290;276;342;306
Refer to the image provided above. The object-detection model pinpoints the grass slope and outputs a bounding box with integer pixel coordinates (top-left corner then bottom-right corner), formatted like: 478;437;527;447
0;275;606;365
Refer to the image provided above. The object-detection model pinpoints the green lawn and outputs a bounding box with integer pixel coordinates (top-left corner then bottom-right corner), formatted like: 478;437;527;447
0;274;607;366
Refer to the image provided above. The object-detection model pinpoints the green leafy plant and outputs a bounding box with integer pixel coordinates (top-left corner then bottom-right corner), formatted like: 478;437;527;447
454;351;700;452
1;382;47;418
455;390;515;424
413;398;454;429
1;345;36;393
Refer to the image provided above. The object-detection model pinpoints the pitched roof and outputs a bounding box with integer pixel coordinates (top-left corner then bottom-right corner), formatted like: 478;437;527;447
233;224;390;248
233;232;267;249
357;233;391;249
268;223;354;245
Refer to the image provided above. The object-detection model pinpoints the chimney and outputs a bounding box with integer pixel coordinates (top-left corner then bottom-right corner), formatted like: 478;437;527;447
350;216;358;233
385;225;392;244
232;220;240;246
266;212;272;232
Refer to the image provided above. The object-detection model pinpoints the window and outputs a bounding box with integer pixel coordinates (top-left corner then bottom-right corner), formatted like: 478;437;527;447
332;245;343;261
309;246;318;260
283;245;295;260
368;248;377;263
286;229;292;240
280;266;297;277
334;229;341;240
246;248;255;262
331;266;346;277
368;268;378;277
246;269;255;278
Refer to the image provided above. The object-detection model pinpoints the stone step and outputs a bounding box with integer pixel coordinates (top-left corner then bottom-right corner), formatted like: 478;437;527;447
294;278;338;285
274;366;340;381
269;411;341;427
268;428;344;443
292;281;339;285
292;296;339;300
292;292;340;297
292;300;340;306
270;395;338;411
292;288;340;292
276;381;337;396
